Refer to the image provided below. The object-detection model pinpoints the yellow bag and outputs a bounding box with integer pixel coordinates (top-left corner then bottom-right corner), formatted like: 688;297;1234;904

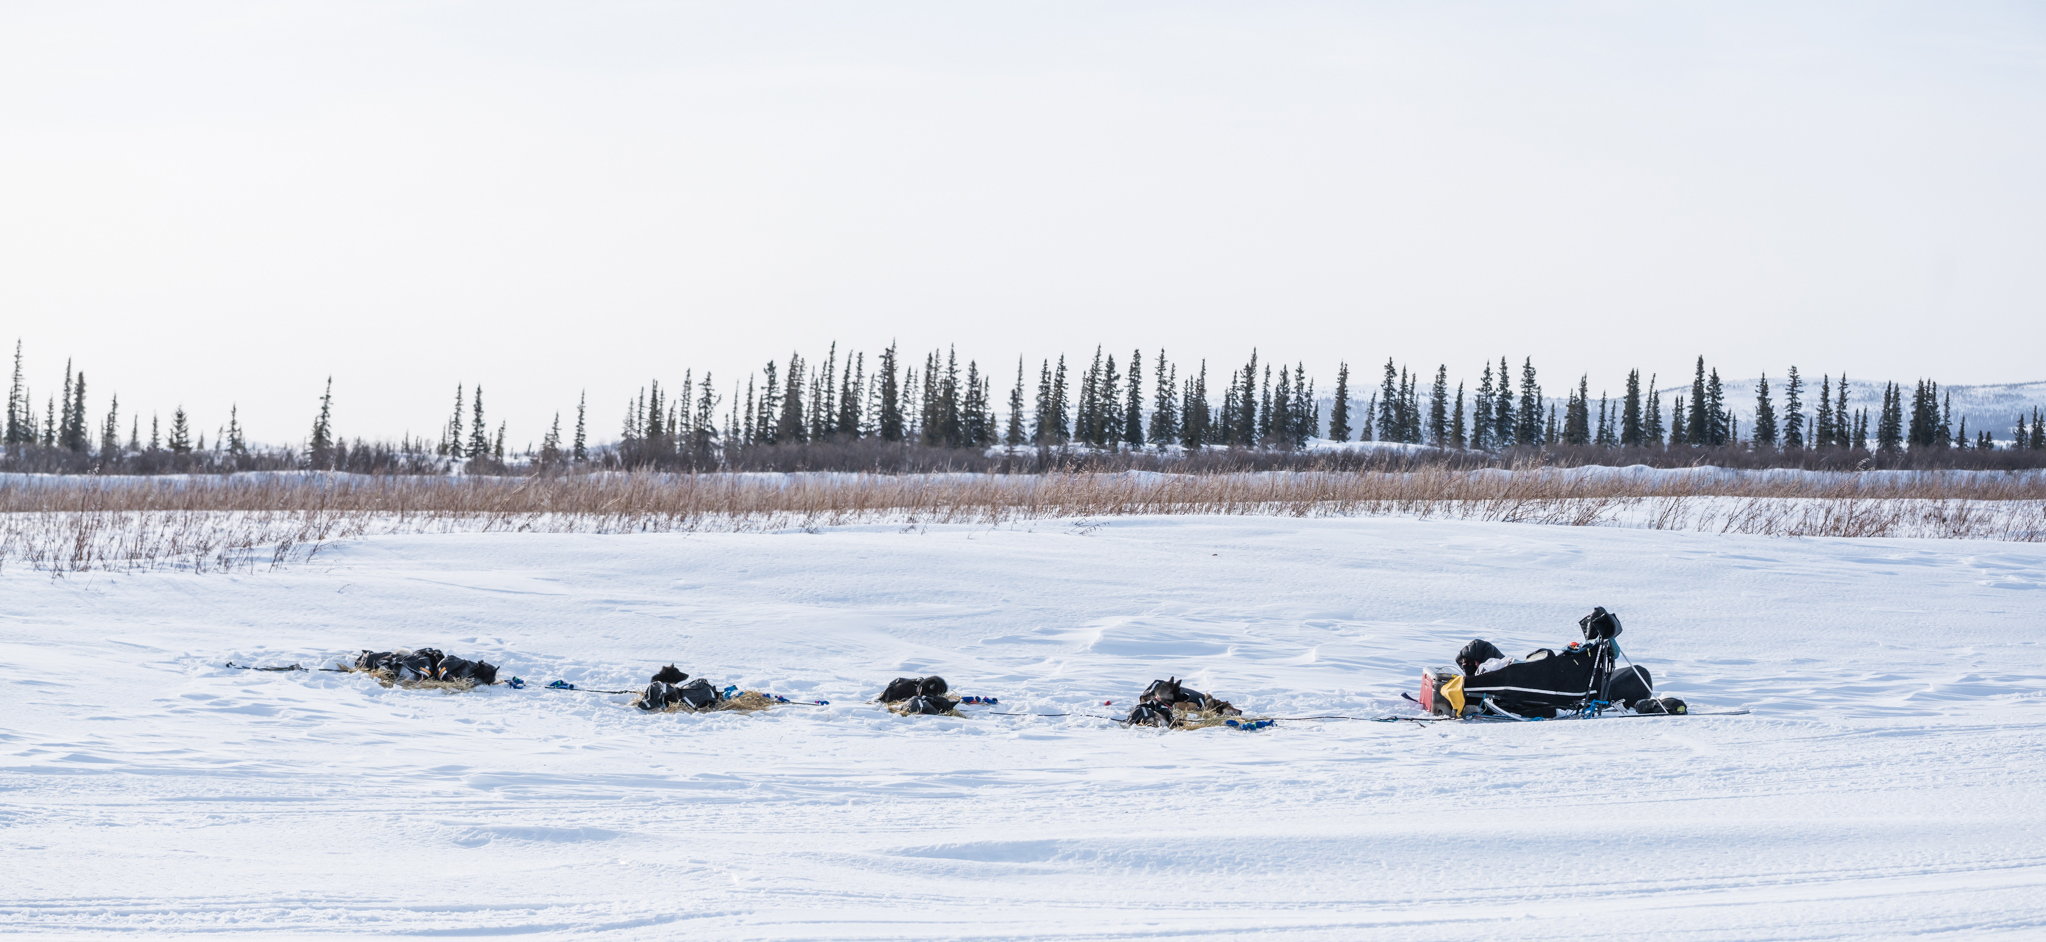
1439;674;1466;716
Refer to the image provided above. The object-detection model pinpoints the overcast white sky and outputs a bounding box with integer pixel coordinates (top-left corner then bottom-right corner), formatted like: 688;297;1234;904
3;1;2042;444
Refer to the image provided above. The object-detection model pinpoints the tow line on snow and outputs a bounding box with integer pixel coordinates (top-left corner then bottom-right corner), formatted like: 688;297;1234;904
225;666;1746;723
225;662;349;673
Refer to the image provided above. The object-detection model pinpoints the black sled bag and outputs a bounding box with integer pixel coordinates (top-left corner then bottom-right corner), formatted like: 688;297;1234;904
1461;650;1599;711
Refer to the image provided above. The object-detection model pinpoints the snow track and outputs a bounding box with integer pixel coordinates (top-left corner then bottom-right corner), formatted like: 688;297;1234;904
3;516;2043;939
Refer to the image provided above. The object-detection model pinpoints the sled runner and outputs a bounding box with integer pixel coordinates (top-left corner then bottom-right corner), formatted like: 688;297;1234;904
1419;607;1670;720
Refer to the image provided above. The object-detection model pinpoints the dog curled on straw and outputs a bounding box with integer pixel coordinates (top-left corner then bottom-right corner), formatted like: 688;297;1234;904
1122;677;1241;728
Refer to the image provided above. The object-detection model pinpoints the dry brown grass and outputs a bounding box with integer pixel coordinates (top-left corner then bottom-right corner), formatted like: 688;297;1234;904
3;468;2043;573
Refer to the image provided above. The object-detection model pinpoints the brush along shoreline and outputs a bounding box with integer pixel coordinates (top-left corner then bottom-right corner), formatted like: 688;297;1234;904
3;467;2043;572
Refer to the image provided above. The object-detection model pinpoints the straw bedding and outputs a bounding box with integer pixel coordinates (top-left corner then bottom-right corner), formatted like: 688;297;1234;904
346;667;478;693
631;689;779;714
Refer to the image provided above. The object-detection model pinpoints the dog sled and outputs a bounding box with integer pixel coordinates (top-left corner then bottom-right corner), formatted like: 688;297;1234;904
1416;608;1700;721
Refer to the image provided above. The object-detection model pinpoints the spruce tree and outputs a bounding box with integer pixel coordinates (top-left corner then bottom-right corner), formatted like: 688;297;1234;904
1006;359;1027;448
1428;365;1449;447
1045;356;1070;444
1563;375;1590;445
1182;361;1209;448
4;339;22;446
1687;357;1709;446
775;353;807;444
1642;375;1664;447
1378;359;1399;444
876;345;902;442
310;378;336;469
1938;390;1953;448
467;385;489;459
542;413;563;463
1783;367;1804;449
1753;374;1777;447
1814;376;1835;448
1236;352;1260;446
149;413;160;451
100;394;121;463
443;385;465;457
573;392;588;461
1516;358;1541;446
1834;374;1850;448
65;371;90;452
169;406;192;454
1326;362;1351;442
1471;363;1492;450
1705;368;1727;447
1620;369;1642;447
224;408;241;455
1594;394;1615;448
1124;348;1144;448
1452;383;1467;448
1877;382;1904;451
1669;395;1687;445
1494;356;1513;447
1149;350;1179;446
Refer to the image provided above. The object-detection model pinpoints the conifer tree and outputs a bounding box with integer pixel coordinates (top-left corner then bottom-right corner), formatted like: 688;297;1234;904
1032;360;1053;445
1006;359;1027;448
1854;409;1869;450
1234;352;1260;446
1753;374;1777;447
1620;369;1642;447
1326;362;1351;443
871;345;899;443
1544;404;1558;446
1563;375;1591;445
1516;358;1541;446
1428;365;1450;447
1705;368;1727;447
1835;375;1851;448
1182;361;1210;448
100;394;121;462
1149;351;1179;446
1594;393;1615;448
169;406;192;454
42;396;55;448
4;340;22;447
1642;375;1664;447
1123;348;1144;448
1378;359;1399;444
306;379;335;468
1938;390;1953;448
466;385;489;460
1669;395;1687;445
1471;363;1492;450
1877;382;1904;451
1687;357;1709;446
58;362;74;451
443;384;465;458
1782;367;1805;449
1258;365;1275;444
573;392;587;461
775;353;807;444
1814;376;1835;448
1494;357;1513;447
541;413;563;464
149;413;160;451
1452;383;1467;448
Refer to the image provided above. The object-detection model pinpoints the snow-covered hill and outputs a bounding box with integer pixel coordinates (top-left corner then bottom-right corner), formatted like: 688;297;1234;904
4;518;2043;938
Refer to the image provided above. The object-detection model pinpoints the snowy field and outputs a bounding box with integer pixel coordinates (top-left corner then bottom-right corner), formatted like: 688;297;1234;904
3;516;2044;939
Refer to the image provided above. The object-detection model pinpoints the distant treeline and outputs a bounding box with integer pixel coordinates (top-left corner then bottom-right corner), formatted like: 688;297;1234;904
5;340;2045;475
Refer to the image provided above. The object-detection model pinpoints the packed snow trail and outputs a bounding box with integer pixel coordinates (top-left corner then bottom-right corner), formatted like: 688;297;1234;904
3;516;2043;939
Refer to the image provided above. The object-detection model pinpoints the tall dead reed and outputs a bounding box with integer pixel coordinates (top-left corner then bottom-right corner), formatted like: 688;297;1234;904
4;468;2042;572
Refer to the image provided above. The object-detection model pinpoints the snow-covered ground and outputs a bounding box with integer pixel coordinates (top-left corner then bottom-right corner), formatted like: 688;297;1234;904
4;516;2043;939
